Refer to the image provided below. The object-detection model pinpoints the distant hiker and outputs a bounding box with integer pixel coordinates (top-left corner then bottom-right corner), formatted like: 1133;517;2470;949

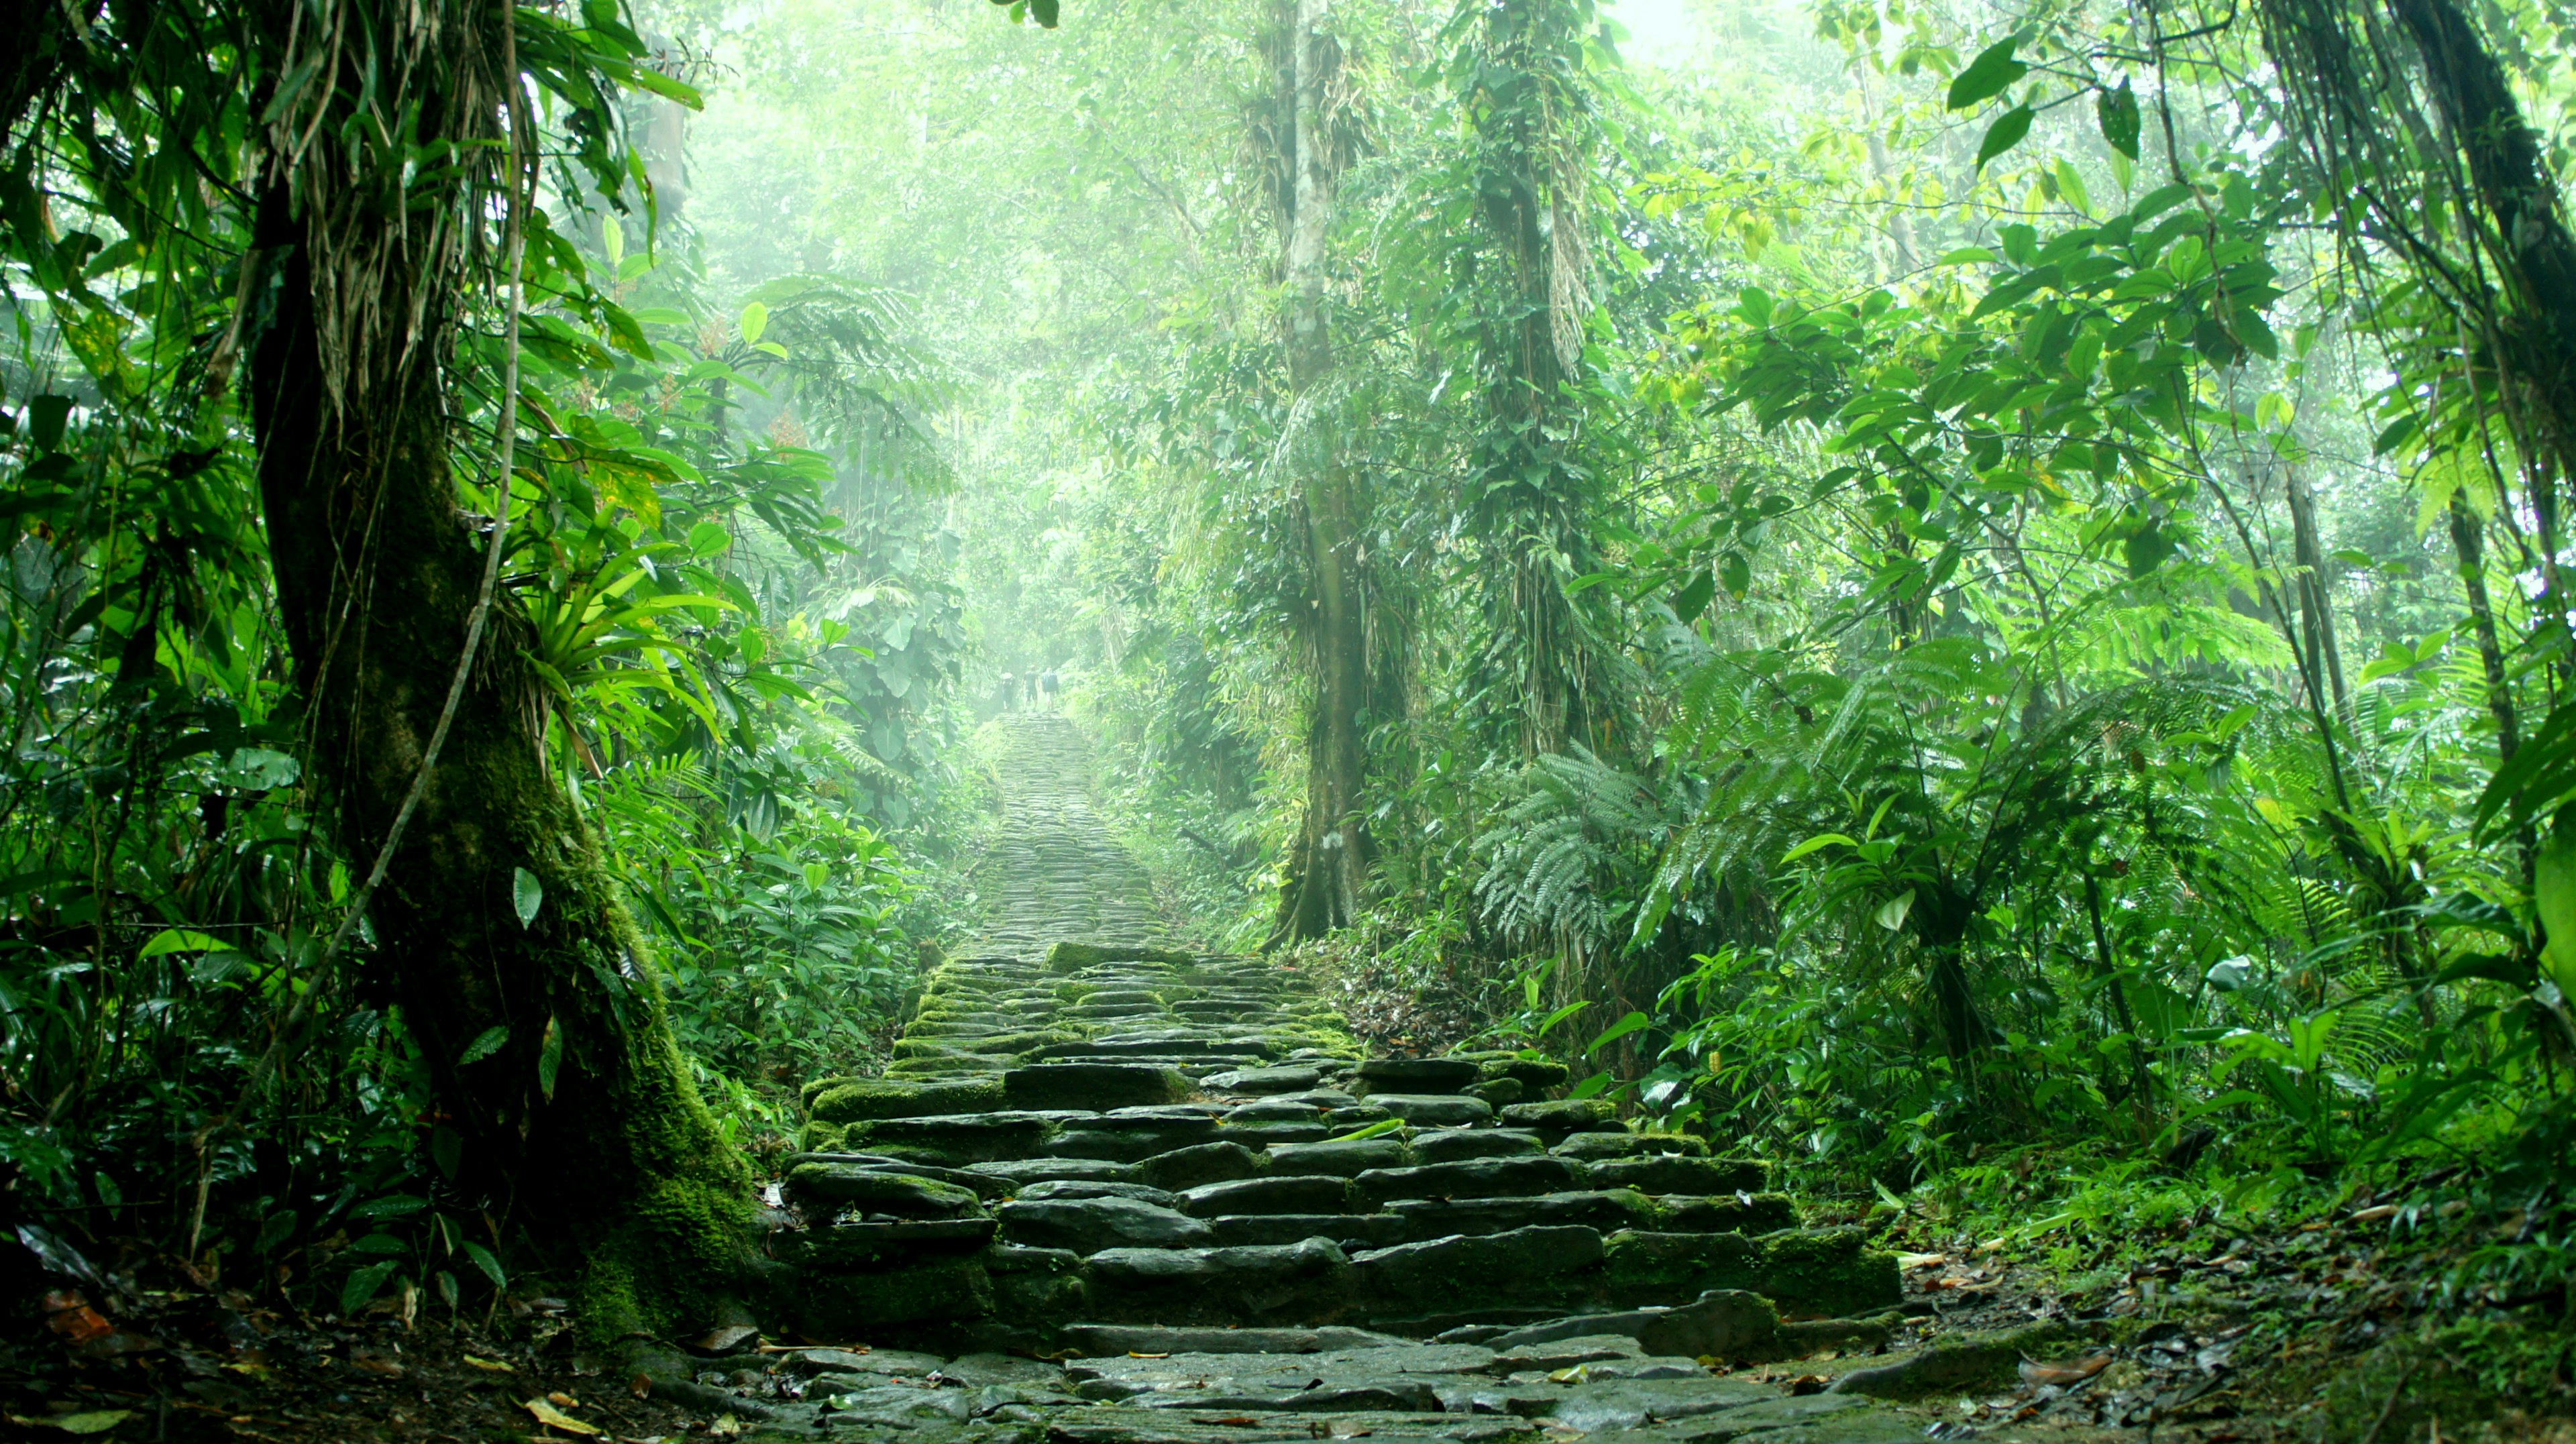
998;671;1016;711
1040;670;1060;708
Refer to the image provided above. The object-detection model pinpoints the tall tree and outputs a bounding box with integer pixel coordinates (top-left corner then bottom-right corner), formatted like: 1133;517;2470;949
5;0;754;1333
1266;0;1377;939
1452;0;1613;759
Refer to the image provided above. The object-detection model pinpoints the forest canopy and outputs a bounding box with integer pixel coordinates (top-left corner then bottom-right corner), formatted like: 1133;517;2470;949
5;0;2576;1376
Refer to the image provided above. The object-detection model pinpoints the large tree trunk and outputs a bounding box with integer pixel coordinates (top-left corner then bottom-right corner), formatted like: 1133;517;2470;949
242;0;748;1336
1465;0;1598;760
1271;0;1372;941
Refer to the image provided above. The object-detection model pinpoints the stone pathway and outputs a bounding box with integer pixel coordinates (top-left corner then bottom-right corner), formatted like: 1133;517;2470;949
726;716;2091;1443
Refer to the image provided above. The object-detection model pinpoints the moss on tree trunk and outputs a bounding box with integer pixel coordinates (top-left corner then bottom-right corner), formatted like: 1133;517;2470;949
239;0;750;1338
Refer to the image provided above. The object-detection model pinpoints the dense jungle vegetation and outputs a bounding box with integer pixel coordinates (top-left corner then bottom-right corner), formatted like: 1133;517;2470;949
6;0;2576;1392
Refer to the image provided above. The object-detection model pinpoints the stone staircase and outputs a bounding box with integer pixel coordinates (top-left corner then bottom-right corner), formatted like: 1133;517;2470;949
739;716;1966;1443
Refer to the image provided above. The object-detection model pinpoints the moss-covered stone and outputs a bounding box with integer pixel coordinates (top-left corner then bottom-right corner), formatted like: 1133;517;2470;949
891;1029;1076;1060
809;1076;1007;1123
985;1243;1089;1326
1660;1192;1801;1234
2317;1321;2576;1444
883;1055;1004;1078
784;1164;987;1216
1601;1228;1763;1306
783;1258;995;1337
1829;1322;2076;1398
1501;1098;1621;1138
1354;1224;1606;1316
1138;1141;1270;1191
801;1074;864;1111
1046;941;1196;968
1754;1227;1901;1319
769;1218;998;1268
1552;1129;1709;1160
1003;1062;1195;1111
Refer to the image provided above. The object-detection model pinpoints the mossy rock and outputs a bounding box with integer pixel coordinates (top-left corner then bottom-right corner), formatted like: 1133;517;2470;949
986;1244;1089;1326
1601;1228;1762;1305
1554;1129;1709;1160
1659;1192;1801;1234
800;1074;864;1111
2317;1322;2576;1444
769;1218;998;1269
883;1056;1004;1078
783;1164;987;1217
782;1258;995;1337
798;1120;851;1152
1355;1224;1606;1315
1003;1062;1195;1111
1755;1227;1901;1319
809;1077;1006;1124
1829;1321;2076;1398
1046;941;1196;968
1501;1097;1621;1137
891;1030;1076;1060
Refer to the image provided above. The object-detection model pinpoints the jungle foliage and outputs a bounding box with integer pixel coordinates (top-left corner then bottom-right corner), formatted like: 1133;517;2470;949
5;0;2576;1331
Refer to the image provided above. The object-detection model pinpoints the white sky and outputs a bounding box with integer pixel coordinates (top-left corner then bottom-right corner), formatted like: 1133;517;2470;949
1608;0;1707;70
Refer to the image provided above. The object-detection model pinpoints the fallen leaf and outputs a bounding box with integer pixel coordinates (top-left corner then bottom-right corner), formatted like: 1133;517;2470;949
21;1412;136;1436
349;1349;405;1377
2019;1354;2112;1387
2349;1205;2398;1224
464;1355;515;1372
709;1417;744;1439
549;1392;583;1408
1127;1351;1171;1359
1897;1252;1949;1270
629;1372;653;1398
1784;1374;1830;1396
43;1303;115;1346
1196;1417;1263;1426
525;1397;603;1435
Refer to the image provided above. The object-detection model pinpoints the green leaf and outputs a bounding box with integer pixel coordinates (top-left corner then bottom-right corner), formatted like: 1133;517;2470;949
1780;832;1858;865
28;394;72;450
1719;552;1751;597
1874;889;1917;932
1947;32;2031;109
1673;569;1715;623
2053;159;2092;215
1587;1010;1652;1056
460;1241;508;1290
1568;1070;1614;1100
538;1014;564;1102
1936;246;1998;266
1328;1117;1407;1143
2096;79;2141;160
1976;105;2035;172
340;1260;398;1315
627;67;704;109
140;928;233;958
512;867;543;929
1536;1000;1591;1037
1029;0;1059;27
2123;520;2178;577
349;1193;429;1219
737;302;768;345
459;1025;508;1065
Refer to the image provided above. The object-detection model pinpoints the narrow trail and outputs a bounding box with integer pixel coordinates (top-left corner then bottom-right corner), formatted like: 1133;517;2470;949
967;714;1173;958
743;716;2113;1443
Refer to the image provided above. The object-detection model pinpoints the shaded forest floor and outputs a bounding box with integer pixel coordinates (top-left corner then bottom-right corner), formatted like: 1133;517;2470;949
10;1188;2569;1443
